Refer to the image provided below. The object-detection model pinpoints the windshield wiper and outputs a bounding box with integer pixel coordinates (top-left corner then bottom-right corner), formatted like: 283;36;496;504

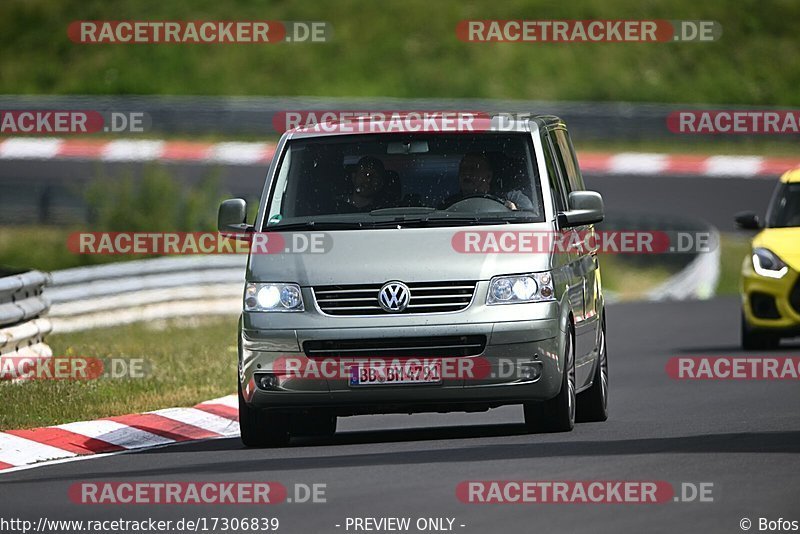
263;220;368;231
366;214;540;228
264;214;540;231
369;207;437;216
422;214;539;225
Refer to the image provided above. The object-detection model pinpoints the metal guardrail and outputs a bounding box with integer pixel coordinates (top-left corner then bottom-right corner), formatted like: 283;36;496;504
0;271;53;380
46;256;246;332
599;214;721;301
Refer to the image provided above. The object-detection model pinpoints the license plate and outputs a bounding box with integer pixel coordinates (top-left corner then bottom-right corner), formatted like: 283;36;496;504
349;362;442;386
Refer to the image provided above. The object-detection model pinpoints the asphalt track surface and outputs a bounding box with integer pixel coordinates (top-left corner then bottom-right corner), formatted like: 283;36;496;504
0;159;779;231
1;296;798;533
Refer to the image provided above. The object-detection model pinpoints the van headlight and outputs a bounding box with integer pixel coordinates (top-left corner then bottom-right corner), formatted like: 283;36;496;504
244;283;304;312
487;273;555;305
752;248;789;279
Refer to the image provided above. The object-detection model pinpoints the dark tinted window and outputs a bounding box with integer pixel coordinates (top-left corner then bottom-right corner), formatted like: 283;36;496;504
542;134;567;212
766;183;800;228
266;133;546;227
552;129;585;193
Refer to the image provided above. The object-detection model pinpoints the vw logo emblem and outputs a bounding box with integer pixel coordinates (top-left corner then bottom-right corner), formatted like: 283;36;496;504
378;281;410;313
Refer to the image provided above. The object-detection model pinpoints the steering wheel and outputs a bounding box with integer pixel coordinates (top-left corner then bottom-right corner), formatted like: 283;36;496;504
444;193;509;211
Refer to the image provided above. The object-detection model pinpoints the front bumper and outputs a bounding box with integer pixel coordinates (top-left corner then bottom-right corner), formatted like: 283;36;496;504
741;259;800;333
239;298;566;413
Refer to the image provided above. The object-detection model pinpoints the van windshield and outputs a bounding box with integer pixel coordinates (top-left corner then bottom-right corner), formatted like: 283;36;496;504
263;133;545;229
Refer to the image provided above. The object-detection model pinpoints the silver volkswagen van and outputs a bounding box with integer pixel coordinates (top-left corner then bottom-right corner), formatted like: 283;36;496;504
219;114;608;446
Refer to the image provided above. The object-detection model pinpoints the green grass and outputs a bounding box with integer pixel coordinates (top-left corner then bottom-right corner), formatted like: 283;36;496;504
716;232;752;295
0;316;237;430
0;226;118;273
1;0;799;105
0;165;232;273
598;255;673;300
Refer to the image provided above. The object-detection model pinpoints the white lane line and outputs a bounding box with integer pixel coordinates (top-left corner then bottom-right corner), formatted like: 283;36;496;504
56;420;174;449
149;407;239;437
0;433;77;466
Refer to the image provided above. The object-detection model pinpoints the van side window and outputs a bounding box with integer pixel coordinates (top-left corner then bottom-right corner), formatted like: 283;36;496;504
553;129;585;192
542;134;568;212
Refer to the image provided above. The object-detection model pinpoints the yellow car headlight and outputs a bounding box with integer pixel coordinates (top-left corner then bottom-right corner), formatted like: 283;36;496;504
752;247;789;279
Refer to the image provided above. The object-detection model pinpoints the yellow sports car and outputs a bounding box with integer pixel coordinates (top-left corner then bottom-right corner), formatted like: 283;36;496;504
735;169;800;349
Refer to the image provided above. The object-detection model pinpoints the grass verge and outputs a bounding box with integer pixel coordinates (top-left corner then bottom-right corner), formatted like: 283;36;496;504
598;255;673;301
0;316;237;430
716;232;751;296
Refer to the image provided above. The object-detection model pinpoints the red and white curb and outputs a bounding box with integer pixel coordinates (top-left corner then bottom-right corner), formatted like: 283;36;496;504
0;138;275;165
578;152;800;178
1;137;799;177
0;395;238;473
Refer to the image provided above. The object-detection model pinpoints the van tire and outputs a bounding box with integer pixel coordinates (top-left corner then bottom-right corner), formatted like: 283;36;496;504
524;324;576;433
238;382;290;447
576;315;609;423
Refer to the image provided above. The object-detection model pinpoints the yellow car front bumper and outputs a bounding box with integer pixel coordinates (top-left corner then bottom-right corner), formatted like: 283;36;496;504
741;256;800;332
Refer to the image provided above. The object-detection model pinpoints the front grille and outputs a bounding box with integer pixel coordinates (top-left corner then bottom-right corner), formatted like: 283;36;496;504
313;281;477;316
790;278;800;315
303;335;486;358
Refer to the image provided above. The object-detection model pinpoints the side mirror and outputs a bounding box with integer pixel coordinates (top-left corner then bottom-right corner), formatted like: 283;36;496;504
558;191;604;228
218;199;253;238
734;211;761;230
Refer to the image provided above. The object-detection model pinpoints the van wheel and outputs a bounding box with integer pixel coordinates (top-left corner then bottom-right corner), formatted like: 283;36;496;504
741;311;780;350
524;324;575;433
238;382;290;447
576;315;608;423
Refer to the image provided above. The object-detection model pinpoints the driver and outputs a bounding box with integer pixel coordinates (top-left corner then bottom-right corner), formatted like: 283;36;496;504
444;153;533;211
339;156;388;211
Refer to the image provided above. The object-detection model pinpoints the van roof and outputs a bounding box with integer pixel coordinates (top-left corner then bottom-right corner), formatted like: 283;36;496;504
283;112;564;137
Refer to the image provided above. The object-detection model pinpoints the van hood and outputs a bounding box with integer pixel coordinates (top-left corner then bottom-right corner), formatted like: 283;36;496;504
247;225;555;286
